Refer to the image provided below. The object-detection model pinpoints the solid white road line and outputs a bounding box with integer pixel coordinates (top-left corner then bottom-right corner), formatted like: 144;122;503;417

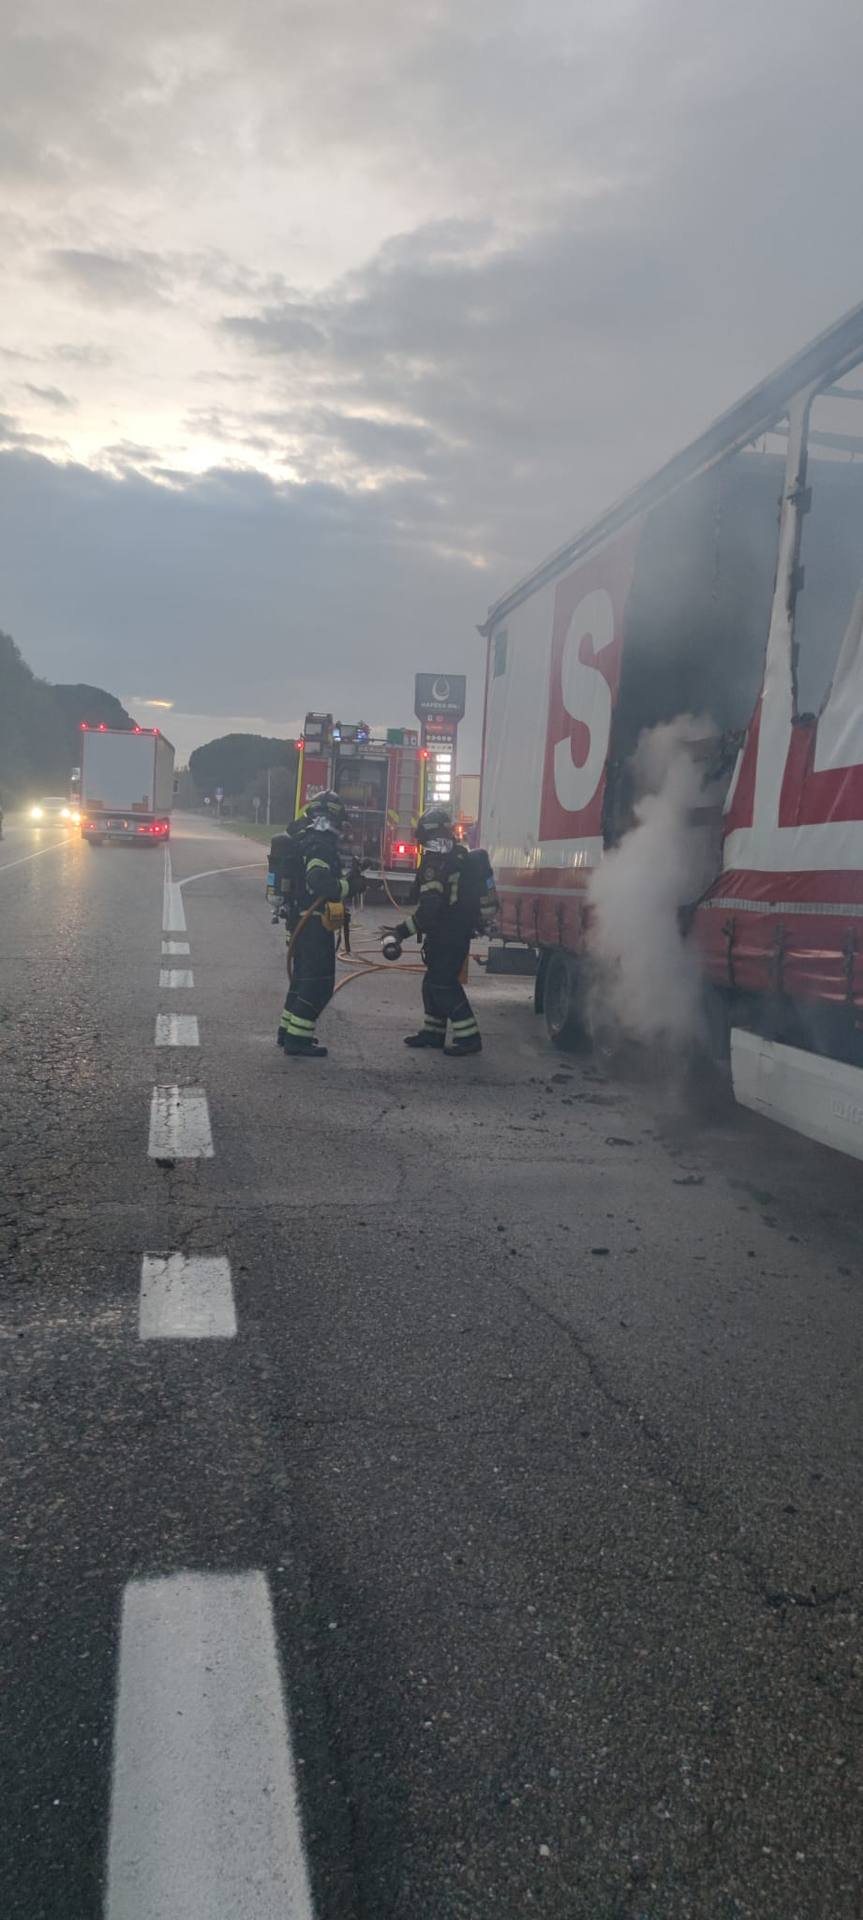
159;968;194;989
161;938;190;954
148;1086;214;1158
106;1571;315;1920
179;860;266;887
139;1254;236;1338
155;1013;200;1047
0;837;73;875
162;846;187;933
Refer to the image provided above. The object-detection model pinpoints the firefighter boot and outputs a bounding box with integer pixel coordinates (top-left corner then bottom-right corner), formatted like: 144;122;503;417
404;1026;445;1049
444;1033;483;1057
282;1033;328;1058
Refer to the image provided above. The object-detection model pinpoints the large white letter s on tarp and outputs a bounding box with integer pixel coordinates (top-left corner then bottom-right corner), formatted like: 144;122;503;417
552;587;616;815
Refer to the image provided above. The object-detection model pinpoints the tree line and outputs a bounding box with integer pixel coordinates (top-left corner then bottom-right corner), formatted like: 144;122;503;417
187;734;299;822
0;625;301;823
0;630;132;802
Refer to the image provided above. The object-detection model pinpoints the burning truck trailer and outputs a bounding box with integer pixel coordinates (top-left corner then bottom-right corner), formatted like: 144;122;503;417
478;297;863;1160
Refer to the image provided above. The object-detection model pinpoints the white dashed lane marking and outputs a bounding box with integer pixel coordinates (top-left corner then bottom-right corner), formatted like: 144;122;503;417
139;1254;236;1338
159;968;194;988
155;1013;200;1047
161;938;190;955
162;846;187;933
148;1086;214;1158
106;1572;315;1920
163;889;187;932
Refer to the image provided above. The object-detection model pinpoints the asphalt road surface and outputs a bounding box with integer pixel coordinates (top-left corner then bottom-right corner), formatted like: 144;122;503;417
1;810;861;1919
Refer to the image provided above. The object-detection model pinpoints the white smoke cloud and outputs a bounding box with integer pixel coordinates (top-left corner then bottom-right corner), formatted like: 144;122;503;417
587;714;720;1046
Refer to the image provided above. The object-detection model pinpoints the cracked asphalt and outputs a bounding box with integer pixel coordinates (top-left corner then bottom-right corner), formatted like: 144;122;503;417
1;810;862;1918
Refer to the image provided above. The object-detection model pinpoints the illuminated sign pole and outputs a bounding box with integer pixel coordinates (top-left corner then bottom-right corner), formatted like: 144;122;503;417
414;674;466;814
418;749;430;845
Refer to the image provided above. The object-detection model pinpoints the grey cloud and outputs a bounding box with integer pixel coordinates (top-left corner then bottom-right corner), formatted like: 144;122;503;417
46;243;287;316
182;401;441;477
212;0;863;557
220;311;327;356
2;0;863;759
0;447;488;748
181;407;287;459
23;383;77;409
0;28;115;180
0;412;65;451
216;204;704;554
56;342;114;368
45;248;172;306
291;409;438;472
98;440;161;467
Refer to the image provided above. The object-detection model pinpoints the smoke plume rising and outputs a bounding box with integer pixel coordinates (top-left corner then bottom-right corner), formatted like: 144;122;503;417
587;715;720;1047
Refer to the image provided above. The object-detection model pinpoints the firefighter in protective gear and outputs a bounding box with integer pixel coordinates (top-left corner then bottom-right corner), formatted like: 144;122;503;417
274;790;350;1059
383;804;482;1056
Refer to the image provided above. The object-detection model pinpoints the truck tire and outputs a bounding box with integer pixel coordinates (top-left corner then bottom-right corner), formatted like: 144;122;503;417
534;950;549;1014
543;951;587;1049
85;835;103;847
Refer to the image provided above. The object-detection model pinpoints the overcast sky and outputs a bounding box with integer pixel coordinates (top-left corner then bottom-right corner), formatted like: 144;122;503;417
2;0;863;763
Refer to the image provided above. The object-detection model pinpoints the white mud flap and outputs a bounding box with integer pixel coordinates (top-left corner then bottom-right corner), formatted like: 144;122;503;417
731;1028;863;1162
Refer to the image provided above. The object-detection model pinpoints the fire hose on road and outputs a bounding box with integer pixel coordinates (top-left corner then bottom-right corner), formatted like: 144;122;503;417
284;902;474;997
284;900;426;996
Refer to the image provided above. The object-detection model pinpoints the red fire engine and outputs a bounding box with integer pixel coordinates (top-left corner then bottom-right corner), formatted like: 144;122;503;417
296;717;426;902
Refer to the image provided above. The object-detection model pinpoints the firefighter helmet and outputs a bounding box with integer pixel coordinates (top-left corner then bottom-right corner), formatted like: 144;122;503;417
304;788;347;831
416;804;453;845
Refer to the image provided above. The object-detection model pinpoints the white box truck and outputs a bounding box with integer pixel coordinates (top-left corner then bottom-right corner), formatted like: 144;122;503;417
79;725;175;845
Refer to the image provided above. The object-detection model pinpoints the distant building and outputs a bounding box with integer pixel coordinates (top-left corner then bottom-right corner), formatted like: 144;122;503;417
455;773;480;824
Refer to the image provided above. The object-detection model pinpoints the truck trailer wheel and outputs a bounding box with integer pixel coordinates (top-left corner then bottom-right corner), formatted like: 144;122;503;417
543;951;587;1050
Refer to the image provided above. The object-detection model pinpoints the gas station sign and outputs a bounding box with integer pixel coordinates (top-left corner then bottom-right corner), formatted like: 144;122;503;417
414;674;467;722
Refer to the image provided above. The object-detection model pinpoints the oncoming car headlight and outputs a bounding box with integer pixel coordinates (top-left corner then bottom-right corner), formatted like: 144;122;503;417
30;805;44;820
